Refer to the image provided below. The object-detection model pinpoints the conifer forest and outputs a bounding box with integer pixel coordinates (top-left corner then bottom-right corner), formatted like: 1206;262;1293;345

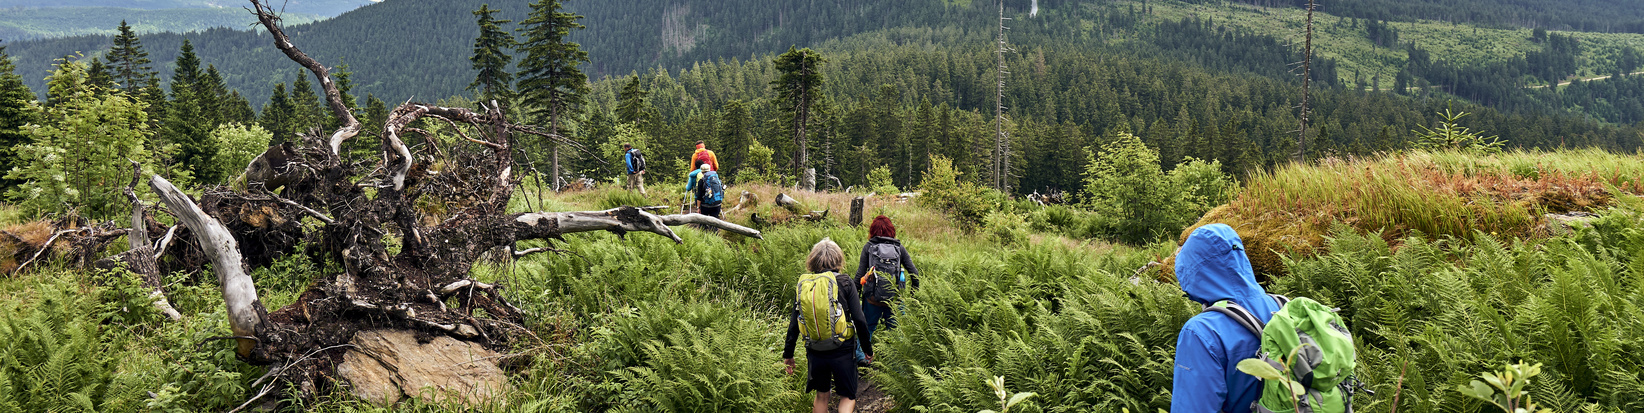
2;0;1644;411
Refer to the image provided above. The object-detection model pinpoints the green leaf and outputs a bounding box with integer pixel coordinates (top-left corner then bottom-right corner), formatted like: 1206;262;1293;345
1237;358;1284;381
1459;380;1495;402
1005;392;1037;409
1287;380;1307;396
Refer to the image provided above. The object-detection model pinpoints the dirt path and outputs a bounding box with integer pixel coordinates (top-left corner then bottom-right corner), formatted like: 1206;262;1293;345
854;377;894;413
1527;71;1644;88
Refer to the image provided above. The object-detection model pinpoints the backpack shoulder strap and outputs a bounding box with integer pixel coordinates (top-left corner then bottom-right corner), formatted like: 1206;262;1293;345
1202;301;1265;337
1270;294;1291;307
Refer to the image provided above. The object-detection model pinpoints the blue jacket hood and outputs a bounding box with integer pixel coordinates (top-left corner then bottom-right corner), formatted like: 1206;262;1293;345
1170;223;1277;413
1175;223;1276;321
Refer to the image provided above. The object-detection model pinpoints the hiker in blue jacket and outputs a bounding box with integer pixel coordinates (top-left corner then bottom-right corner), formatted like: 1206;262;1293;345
1171;223;1282;413
622;143;646;195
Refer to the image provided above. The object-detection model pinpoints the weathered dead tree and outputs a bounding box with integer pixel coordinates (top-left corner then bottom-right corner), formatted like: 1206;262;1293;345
127;0;764;405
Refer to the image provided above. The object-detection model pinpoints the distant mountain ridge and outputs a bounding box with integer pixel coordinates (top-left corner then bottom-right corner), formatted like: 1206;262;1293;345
0;0;372;17
0;7;323;42
0;0;971;107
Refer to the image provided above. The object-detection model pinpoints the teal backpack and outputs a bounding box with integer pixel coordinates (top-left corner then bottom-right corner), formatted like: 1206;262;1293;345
1203;295;1364;413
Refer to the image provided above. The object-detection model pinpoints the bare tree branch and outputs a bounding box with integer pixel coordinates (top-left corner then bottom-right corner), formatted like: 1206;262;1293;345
150;175;266;357
249;0;359;155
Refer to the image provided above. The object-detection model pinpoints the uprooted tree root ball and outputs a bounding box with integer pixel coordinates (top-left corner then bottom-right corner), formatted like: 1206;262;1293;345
27;0;770;407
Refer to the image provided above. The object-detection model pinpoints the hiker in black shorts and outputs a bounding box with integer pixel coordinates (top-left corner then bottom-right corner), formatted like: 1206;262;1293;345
783;238;873;413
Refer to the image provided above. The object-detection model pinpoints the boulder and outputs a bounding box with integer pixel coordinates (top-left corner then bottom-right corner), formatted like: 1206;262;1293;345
1539;211;1600;236
335;329;511;407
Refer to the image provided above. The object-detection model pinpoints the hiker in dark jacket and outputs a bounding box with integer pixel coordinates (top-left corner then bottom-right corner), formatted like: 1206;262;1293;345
1171;223;1282;413
784;238;873;413
851;215;917;364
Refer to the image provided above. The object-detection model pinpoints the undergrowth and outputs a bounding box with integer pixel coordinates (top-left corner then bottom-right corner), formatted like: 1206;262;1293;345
8;149;1644;412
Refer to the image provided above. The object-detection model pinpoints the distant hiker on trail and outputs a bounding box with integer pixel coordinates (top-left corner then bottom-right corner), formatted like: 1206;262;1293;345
852;215;917;366
691;140;720;174
1170;223;1280;413
685;163;725;219
784;238;873;413
622;143;646;195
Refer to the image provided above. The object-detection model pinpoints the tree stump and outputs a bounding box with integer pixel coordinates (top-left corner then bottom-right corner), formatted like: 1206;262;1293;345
850;197;864;227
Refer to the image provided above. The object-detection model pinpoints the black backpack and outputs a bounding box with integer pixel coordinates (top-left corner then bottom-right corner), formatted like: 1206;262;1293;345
861;243;905;305
628;149;646;172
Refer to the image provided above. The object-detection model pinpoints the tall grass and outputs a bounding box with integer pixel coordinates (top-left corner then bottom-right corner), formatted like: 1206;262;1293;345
1232;149;1634;242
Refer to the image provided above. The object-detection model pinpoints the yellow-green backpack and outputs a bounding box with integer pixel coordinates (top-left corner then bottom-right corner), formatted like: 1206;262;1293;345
796;272;854;351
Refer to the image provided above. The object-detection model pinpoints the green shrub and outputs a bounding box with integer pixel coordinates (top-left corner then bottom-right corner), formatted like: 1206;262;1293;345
0;280;135;411
1081;133;1231;244
919;156;991;231
984;211;1029;246
0;271;252;413
868;165;900;195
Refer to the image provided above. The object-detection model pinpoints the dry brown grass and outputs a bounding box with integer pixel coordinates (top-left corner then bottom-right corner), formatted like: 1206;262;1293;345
1166;149;1643;280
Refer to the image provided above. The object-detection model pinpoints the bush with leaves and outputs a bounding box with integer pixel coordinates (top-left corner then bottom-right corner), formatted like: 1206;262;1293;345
735;139;789;186
210;122;272;183
1081;133;1231;244
7;58;169;220
868;165;900;195
919;156;991;231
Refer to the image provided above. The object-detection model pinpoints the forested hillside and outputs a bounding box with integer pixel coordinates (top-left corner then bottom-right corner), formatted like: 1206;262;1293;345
0;0;372;16
3;0;1642;131
1218;0;1644;33
3;0;1640;197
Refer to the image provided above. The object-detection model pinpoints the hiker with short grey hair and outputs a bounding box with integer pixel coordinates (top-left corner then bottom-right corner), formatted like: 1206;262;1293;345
783;238;873;413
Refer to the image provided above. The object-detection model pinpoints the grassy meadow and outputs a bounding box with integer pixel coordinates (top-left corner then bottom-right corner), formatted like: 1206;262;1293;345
4;150;1644;411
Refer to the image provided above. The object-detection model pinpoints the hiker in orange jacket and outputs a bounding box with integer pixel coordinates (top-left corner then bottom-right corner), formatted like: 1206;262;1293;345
691;141;720;174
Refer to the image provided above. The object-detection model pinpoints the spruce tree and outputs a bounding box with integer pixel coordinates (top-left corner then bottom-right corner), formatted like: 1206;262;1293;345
615;74;650;126
470;4;516;102
261;83;296;144
0;44;36;191
329;62;359;130
165;40;216;182
164;86;215;182
290;72;325;134
772;46;824;177
516;0;589;191
105;20;158;97
910;98;934;185
342;93;388;160
201;65;231;125
171;39;204;95
222;90;257;126
718;99;750;180
83;59;115;96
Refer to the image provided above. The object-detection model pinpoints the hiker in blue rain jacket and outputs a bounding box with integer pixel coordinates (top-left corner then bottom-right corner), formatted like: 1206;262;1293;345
1171;223;1282;413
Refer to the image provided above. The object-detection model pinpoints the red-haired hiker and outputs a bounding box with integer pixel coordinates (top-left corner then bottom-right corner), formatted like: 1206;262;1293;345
851;215;918;365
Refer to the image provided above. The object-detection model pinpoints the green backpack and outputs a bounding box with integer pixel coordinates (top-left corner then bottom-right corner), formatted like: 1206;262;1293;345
796;272;854;352
1203;295;1361;413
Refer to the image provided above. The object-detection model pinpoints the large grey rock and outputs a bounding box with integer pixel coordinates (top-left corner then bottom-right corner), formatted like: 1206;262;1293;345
335;329;511;407
1541;211;1600;236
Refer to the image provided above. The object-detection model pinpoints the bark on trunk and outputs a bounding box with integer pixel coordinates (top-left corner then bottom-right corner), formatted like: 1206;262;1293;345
151;175;266;356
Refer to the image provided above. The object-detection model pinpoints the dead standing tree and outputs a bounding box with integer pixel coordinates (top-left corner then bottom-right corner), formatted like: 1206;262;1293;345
140;0;761;403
